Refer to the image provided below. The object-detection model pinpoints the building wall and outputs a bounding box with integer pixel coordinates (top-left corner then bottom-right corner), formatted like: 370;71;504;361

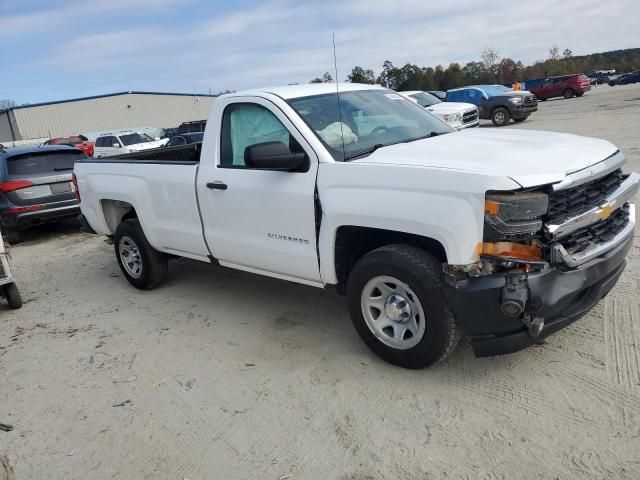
0;111;19;143
6;93;214;141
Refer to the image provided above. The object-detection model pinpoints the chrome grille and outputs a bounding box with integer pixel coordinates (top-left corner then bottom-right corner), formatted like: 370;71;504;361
462;109;478;124
546;169;625;223
559;204;630;255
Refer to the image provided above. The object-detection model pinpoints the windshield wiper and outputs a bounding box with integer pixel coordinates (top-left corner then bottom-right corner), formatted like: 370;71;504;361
343;143;385;161
402;131;441;143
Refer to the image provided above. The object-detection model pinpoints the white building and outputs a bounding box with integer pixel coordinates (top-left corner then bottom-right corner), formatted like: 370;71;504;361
0;91;215;144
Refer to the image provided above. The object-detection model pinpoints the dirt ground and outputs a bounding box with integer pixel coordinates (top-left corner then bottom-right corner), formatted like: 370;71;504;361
1;84;639;480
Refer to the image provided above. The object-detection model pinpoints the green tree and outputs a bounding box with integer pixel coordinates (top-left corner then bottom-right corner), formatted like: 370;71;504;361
346;66;376;84
309;72;333;83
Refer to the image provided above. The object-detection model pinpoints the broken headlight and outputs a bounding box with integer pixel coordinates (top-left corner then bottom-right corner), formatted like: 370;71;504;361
483;192;548;241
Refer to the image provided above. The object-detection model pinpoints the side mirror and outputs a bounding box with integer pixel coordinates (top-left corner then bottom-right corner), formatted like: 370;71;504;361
244;141;309;172
112;143;120;148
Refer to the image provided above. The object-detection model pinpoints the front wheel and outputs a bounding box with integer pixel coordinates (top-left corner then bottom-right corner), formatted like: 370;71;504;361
491;107;510;127
346;245;461;369
3;282;22;309
575;91;584;97
563;88;575;99
513;116;528;123
114;219;168;289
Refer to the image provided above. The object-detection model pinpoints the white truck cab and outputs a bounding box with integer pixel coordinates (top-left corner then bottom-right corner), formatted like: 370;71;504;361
75;83;639;369
93;131;167;158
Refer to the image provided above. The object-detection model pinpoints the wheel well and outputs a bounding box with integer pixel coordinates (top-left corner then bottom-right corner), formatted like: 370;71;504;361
100;199;137;233
334;226;446;293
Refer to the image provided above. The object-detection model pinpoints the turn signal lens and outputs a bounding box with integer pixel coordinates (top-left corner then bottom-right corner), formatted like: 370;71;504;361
476;241;542;260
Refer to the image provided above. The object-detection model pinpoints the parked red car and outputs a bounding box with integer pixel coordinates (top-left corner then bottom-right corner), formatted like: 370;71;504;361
530;74;591;101
44;135;94;156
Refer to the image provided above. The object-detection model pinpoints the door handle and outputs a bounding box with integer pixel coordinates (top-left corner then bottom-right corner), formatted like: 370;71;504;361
206;181;227;190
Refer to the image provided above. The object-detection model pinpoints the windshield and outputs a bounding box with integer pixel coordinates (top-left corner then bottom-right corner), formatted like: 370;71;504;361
119;133;155;146
288;89;452;161
480;85;511;96
408;92;441;107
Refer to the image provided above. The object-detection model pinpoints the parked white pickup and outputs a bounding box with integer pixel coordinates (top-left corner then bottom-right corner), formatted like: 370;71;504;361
74;83;639;368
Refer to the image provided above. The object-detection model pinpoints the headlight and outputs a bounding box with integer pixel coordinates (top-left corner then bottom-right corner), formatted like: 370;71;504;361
442;113;462;122
481;192;548;262
508;97;523;104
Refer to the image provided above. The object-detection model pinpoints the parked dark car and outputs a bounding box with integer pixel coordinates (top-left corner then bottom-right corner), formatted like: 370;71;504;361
164;132;204;147
609;71;640;86
529;74;591;100
177;120;206;134
427;90;447;101
445;85;538;126
0;145;85;242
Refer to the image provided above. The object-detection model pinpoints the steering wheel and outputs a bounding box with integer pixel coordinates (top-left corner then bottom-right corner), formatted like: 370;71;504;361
370;126;389;135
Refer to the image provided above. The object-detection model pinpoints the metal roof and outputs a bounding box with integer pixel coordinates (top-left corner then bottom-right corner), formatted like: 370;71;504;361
1;91;218;113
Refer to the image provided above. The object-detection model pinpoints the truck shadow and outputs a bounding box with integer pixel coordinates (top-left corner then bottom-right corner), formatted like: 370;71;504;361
161;256;523;377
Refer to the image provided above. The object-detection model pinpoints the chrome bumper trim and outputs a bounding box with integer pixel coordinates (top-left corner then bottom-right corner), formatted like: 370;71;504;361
552;205;635;267
545;172;640;240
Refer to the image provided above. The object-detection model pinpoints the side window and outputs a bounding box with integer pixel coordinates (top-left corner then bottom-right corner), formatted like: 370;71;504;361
95;137;105;148
111;137;122;148
169;136;185;147
220;103;299;168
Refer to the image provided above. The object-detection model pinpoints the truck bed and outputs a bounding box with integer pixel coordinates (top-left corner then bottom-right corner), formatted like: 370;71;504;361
98;143;201;163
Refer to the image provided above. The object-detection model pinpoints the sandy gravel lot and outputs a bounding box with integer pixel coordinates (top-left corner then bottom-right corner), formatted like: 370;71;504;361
1;84;639;480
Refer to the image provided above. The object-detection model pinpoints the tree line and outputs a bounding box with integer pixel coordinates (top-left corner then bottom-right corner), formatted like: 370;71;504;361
311;47;640;92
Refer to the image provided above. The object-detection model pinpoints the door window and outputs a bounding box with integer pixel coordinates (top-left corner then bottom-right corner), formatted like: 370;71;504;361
220;103;298;167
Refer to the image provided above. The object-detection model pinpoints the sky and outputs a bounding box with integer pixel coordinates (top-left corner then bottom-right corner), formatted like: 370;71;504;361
0;0;638;104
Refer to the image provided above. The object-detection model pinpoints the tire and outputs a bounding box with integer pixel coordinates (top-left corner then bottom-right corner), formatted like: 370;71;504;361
3;230;20;244
346;244;461;369
3;282;22;309
114;219;168;289
575;91;584;97
513;116;528;123
563;88;575;99
491;107;510;127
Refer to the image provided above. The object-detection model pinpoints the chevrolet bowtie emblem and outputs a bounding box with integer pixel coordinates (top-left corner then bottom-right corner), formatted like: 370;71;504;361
596;202;615;220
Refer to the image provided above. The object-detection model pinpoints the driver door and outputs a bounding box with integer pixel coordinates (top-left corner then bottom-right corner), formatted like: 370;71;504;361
196;97;321;284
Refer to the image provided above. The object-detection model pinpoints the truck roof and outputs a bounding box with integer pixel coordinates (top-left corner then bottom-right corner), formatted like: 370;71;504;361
227;83;384;100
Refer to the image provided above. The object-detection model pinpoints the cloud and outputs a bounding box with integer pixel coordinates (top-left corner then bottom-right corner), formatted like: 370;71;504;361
4;0;640;103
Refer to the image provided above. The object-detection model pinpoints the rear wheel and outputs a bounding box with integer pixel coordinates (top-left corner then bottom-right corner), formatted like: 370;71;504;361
3;282;22;309
114;219;168;289
3;230;20;244
346;245;461;369
563;88;575;99
491;107;510;127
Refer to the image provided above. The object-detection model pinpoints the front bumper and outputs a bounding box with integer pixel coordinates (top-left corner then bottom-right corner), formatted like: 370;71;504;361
443;228;633;357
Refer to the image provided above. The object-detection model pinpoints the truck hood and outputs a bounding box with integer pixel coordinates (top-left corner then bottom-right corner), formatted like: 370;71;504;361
353;128;619;188
427;102;476;115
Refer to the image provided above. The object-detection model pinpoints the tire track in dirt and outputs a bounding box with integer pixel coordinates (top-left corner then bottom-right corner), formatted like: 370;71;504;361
604;297;640;392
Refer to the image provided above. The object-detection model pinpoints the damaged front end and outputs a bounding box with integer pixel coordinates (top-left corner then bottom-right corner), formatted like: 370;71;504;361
443;156;639;357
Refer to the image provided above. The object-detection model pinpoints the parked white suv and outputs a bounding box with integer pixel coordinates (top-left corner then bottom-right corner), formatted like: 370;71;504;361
93;131;167;158
401;91;479;129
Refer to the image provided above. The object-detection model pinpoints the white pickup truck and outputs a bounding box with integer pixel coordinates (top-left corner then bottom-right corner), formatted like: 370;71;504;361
75;83;639;369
